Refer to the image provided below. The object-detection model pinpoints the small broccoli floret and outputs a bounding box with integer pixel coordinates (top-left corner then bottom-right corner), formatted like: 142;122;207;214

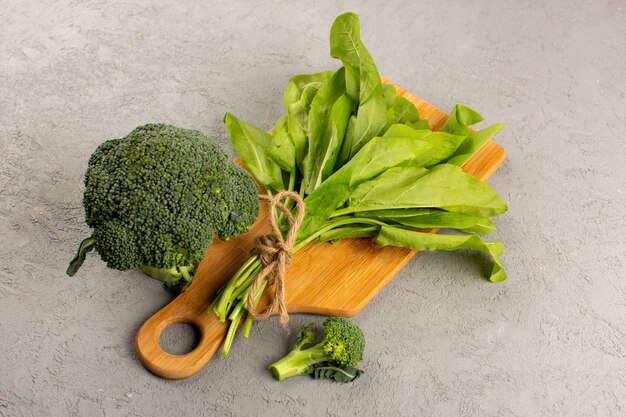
67;124;259;291
268;317;365;381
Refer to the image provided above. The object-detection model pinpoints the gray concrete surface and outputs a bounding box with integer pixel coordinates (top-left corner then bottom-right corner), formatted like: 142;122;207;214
1;0;624;416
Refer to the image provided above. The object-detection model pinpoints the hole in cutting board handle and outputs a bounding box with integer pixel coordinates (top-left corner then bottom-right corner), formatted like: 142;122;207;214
158;321;201;355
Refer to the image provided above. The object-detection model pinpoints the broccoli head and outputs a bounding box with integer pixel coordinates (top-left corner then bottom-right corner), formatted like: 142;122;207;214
268;317;365;381
67;123;259;291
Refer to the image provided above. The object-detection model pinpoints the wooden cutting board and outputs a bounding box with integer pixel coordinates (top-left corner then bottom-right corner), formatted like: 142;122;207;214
135;80;506;379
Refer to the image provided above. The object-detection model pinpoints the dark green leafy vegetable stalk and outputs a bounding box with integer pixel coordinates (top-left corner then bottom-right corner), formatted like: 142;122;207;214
268;318;365;382
67;124;259;291
211;12;508;357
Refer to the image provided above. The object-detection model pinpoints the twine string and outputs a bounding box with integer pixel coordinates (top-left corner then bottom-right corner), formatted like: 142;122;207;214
246;191;305;325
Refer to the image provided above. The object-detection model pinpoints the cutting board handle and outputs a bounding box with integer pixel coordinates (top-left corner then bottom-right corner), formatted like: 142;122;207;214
135;291;228;379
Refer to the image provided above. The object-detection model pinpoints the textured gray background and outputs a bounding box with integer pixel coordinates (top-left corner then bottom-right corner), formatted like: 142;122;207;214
1;0;624;416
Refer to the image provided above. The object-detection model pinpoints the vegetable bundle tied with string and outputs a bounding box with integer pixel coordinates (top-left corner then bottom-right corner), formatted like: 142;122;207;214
211;12;508;357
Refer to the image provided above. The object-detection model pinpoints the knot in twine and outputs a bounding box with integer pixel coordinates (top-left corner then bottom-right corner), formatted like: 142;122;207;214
247;191;305;325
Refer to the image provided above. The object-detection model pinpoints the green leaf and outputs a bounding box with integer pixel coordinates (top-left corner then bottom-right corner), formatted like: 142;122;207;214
224;112;284;192
322;94;354;180
376;225;506;282
299;136;433;239
383;84;397;107
382;84;397;130
410;119;431;130
440;104;504;166
268;115;296;173
359;208;497;234
382;94;421;132
346;140;433;187
309;364;364;383
303;68;355;194
336;114;357;169
330;13;377;101
382;124;422;138
318;224;380;242
441;104;484;135
383;125;466;167
348;90;387;159
284;71;333;170
392;96;420;125
330;12;387;162
445;123;504;167
347;166;430;204
348;164;508;217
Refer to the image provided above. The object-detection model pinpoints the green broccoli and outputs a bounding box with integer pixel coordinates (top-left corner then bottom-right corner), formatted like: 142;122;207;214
66;123;259;291
268;317;365;382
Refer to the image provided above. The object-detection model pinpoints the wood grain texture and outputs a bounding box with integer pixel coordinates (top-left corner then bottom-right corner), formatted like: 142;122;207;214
135;81;506;379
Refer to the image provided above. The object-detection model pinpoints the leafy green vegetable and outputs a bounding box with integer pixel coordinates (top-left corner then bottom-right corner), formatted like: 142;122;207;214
299;137;433;239
214;12;508;358
323;94;354;179
346;163;508;217
224;112;284;192
379;75;422;131
358;208;497;234
318;224;380;242
331;12;388;163
284;72;333;169
392;95;420;125
445;122;505;167
441;104;505;166
268;115;296;173
382;125;467;168
302;68;354;194
383;83;397;107
441;104;483;135
410;119;431;130
376;225;506;282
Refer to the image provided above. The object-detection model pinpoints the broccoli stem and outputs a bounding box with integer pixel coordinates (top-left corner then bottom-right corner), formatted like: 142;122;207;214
140;265;182;283
178;266;193;291
66;236;96;276
179;266;192;282
139;265;195;292
268;343;331;381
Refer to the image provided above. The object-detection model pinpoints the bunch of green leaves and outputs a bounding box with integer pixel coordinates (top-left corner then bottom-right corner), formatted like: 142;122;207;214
211;12;508;357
